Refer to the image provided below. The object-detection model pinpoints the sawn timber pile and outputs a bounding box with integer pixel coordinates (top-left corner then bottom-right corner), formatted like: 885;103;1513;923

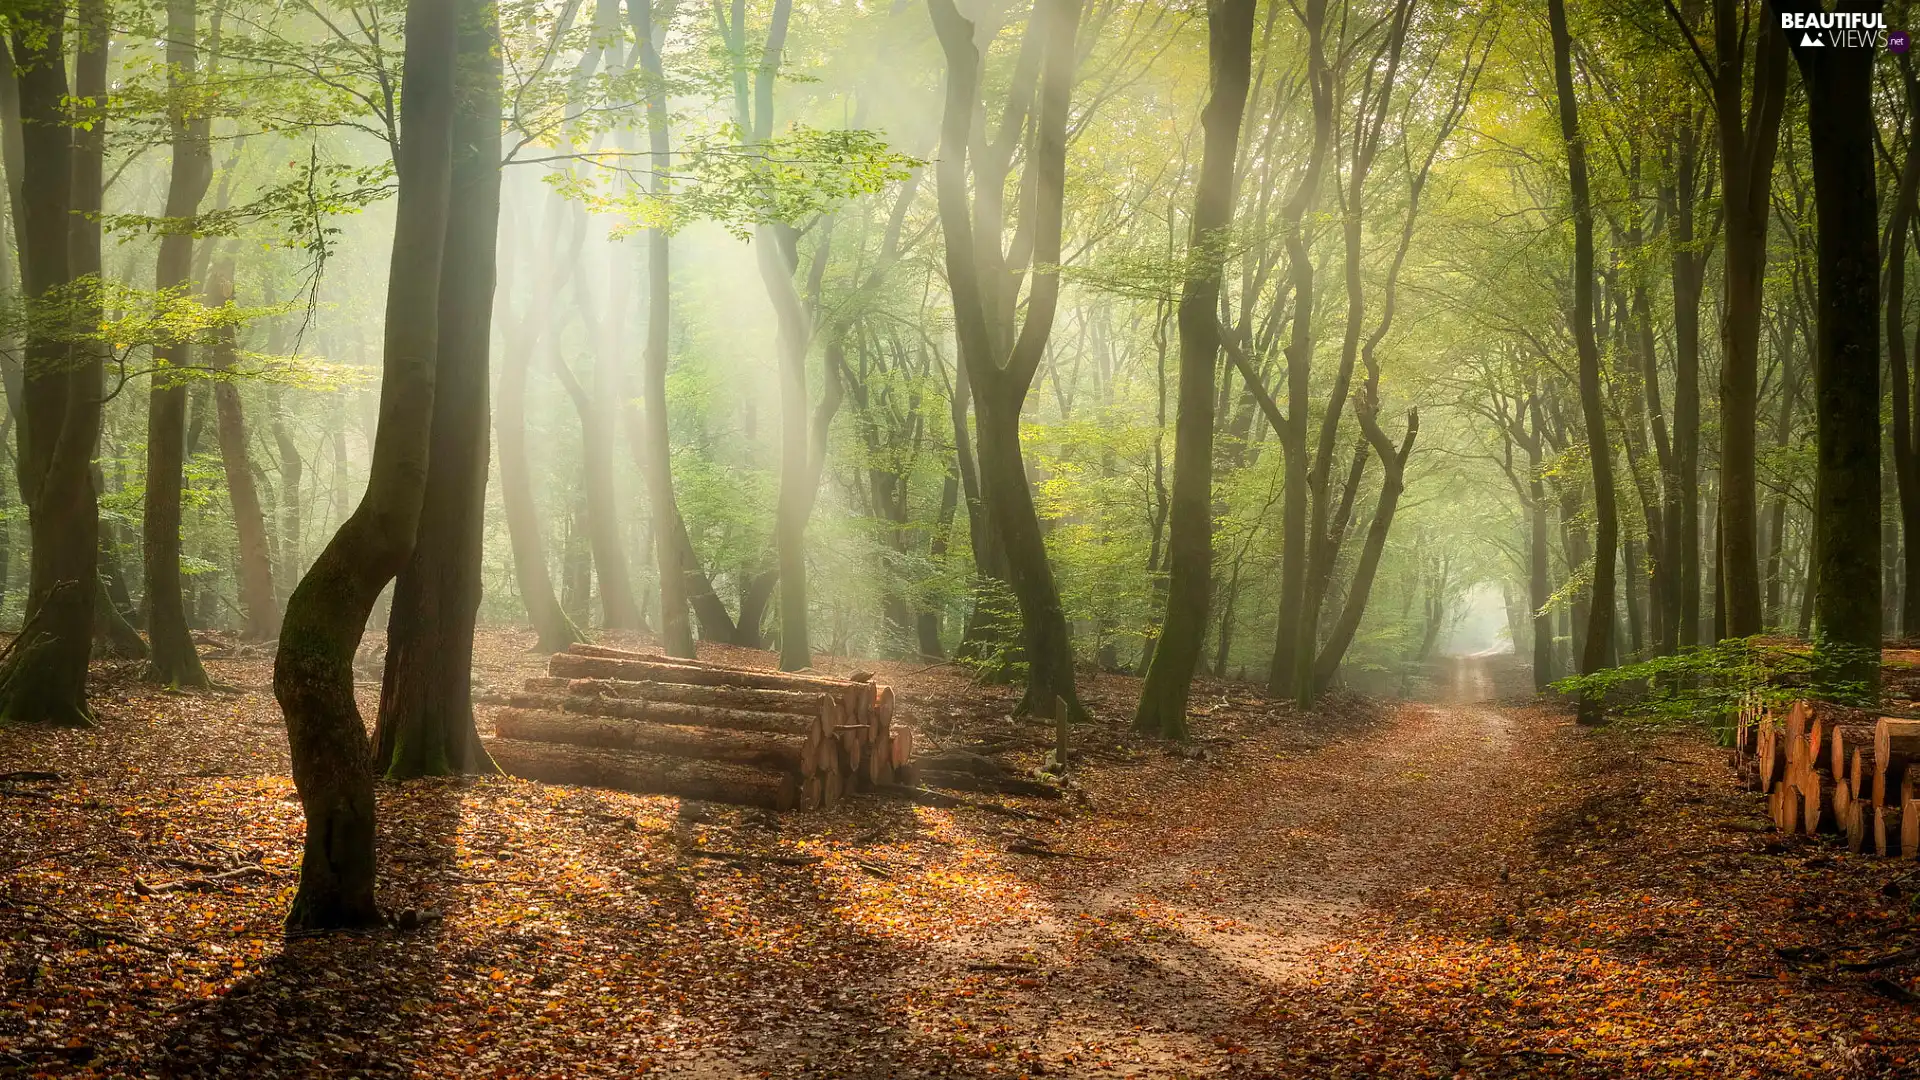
1734;697;1920;857
483;644;912;811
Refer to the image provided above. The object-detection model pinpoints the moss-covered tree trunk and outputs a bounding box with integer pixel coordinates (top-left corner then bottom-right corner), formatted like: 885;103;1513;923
143;0;214;686
1134;0;1255;740
375;0;501;780
273;0;457;930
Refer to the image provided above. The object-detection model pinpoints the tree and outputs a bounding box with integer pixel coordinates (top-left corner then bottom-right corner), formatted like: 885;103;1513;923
1547;0;1615;723
1782;1;1881;698
0;0;101;727
206;261;279;641
1134;0;1256;740
632;0;695;659
273;0;458;929
374;0;504;779
143;0;216;688
928;0;1088;720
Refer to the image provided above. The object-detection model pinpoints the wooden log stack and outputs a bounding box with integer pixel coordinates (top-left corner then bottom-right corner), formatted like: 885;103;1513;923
1734;699;1920;858
482;644;913;811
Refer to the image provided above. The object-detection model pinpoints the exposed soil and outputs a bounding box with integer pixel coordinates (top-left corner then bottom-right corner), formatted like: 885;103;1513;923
2;634;1916;1078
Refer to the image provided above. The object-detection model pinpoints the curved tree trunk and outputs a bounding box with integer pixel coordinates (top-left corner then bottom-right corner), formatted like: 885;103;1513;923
928;0;1087;719
375;0;501;780
1134;0;1256;740
273;0;456;930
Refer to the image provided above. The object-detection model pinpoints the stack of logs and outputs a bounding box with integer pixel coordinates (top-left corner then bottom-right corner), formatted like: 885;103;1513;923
1735;699;1920;857
482;644;912;811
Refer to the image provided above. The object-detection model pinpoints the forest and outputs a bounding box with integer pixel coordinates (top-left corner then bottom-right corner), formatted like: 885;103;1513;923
2;0;1920;1075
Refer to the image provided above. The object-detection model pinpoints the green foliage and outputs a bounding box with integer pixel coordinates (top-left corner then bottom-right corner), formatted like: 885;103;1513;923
560;123;918;239
1549;637;1876;734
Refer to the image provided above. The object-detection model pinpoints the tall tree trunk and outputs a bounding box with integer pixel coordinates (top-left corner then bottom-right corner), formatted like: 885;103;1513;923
1528;401;1554;688
207;262;279;640
1887;54;1920;637
0;0;99;726
497;191;581;652
143;0;215;684
374;0;501;779
1790;20;1882;699
272;0;456;929
633;0;694;658
565;268;645;632
1134;0;1255;740
1665;118;1707;648
1266;0;1332;699
1714;4;1786;638
1548;0;1615;723
928;0;1087;718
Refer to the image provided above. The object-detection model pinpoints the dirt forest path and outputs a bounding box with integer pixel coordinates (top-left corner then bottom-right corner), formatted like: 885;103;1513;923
665;658;1548;1078
675;653;1913;1078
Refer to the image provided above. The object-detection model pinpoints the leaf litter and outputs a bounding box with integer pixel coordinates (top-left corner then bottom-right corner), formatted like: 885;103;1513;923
1;641;1914;1077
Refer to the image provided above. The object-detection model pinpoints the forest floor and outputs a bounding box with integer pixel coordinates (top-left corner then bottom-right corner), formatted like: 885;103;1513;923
2;631;1918;1078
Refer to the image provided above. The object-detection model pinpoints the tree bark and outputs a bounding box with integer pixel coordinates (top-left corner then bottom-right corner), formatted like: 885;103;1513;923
633;0;694;658
1547;0;1615;723
1788;14;1882;699
273;0;456;930
1664;116;1707;648
928;0;1088;718
1133;0;1255;739
0;0;99;726
1887;54;1920;638
1265;0;1332;699
374;0;501;780
206;262;278;640
142;0;217;682
1714;4;1786;639
497;191;582;652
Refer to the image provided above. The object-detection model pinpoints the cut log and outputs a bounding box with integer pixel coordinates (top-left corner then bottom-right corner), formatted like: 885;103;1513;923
559;677;829;717
551;650;862;694
1757;721;1782;792
1876;804;1905;859
1851;749;1875;803
1810;706;1878;771
1845;797;1873;853
494;707;815;773
1904;797;1920;859
1769;781;1789;832
505;692;815;736
1874;718;1920;806
1802;771;1838;834
485;738;802;811
1829;726;1875;785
